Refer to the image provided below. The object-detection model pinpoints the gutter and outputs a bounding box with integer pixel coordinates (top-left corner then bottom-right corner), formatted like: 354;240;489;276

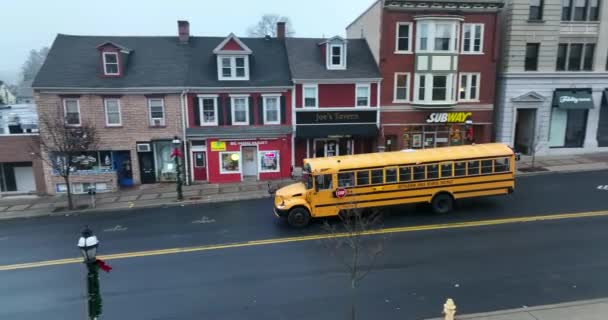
180;89;190;185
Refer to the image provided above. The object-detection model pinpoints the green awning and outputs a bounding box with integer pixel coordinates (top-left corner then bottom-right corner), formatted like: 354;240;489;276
553;90;594;109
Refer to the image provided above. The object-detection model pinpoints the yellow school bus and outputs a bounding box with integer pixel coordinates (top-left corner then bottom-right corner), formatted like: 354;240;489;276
274;143;517;227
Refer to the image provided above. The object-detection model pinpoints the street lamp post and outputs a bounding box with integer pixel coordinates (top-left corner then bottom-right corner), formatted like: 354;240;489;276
78;227;102;320
172;136;184;201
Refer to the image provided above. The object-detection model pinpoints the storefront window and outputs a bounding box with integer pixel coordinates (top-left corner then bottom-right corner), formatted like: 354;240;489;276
53;151;114;173
220;152;241;174
402;124;468;149
549;109;588;148
259;151;279;172
598;92;608;147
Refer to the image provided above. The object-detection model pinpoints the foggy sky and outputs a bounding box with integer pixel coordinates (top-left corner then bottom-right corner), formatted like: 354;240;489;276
0;0;373;84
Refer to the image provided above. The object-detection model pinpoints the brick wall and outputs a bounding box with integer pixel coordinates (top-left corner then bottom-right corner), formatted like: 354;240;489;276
35;92;184;194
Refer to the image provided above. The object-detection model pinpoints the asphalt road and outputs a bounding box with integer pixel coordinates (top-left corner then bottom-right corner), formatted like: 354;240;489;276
1;170;608;319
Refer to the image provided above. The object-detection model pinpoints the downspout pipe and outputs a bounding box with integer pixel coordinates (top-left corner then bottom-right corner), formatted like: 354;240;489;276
180;89;190;185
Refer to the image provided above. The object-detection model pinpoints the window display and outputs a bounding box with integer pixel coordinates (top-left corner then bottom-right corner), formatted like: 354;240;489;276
220;152;241;173
259;151;279;172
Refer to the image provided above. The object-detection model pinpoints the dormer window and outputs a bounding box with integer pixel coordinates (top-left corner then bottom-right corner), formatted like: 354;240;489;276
103;52;119;75
213;33;253;81
219;56;249;80
322;36;347;70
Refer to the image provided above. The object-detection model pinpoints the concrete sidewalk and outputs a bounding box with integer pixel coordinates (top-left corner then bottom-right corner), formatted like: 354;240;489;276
1;152;607;220
427;298;608;320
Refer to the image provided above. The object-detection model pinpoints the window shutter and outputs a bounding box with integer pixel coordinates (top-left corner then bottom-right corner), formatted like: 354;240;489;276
258;96;264;125
193;97;201;126
225;97;232;125
218;96;225;125
280;96;287;124
249;96;255;125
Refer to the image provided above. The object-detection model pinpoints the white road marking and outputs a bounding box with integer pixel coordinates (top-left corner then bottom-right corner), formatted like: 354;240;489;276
192;216;216;224
597;185;608;190
103;225;128;232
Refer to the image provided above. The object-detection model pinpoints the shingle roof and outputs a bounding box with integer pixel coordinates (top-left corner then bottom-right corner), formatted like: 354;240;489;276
285;38;381;80
33;34;292;88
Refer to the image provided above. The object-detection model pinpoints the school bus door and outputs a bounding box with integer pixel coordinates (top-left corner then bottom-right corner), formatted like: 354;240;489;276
310;173;337;217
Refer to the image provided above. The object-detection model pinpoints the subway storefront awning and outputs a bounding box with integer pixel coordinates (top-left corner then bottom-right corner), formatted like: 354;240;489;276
296;124;378;138
552;89;594;109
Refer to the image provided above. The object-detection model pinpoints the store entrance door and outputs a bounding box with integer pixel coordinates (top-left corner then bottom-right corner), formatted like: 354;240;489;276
423;132;436;148
242;146;258;177
314;139;339;157
514;109;537;155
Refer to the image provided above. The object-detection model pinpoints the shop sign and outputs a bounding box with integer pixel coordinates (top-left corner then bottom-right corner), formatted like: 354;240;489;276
559;96;592;104
296;110;377;124
426;112;472;123
211;141;226;151
229;140;269;146
264;152;276;159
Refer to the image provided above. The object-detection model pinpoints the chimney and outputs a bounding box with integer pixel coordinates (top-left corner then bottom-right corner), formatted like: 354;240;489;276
178;20;190;44
277;21;286;39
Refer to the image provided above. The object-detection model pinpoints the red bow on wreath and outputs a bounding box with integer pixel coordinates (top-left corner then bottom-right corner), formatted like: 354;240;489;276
96;259;113;273
171;148;183;158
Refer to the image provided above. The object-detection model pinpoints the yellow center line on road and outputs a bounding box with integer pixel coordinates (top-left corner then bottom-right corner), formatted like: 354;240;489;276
2;209;608;272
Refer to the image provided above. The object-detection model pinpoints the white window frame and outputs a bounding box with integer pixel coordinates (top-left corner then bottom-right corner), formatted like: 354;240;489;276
219;151;242;174
416;21;459;53
327;44;347;70
414;73;456;104
393;72;411;103
198;94;218;126
461;23;484;54
230;94;249;125
302;84;319;108
217;55;250;80
458;73;481;102
148;98;165;126
104;98;122;126
355;84;371;107
102;52;120;76
63;98;81;126
258;150;281;173
262;94;281;124
395;22;413;54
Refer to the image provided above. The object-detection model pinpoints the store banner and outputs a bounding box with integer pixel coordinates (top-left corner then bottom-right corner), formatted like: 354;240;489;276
552;90;594;109
210;141;226;151
425;112;472;123
296;110;377;124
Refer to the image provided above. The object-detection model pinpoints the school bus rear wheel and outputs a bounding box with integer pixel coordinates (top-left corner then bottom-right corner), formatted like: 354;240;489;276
431;193;453;214
287;207;311;228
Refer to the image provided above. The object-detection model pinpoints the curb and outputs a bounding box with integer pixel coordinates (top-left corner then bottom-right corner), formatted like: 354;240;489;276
426;298;608;319
516;166;608;177
0;192;273;221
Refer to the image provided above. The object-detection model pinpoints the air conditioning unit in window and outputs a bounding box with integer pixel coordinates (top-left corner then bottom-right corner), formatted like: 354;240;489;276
152;118;164;126
137;143;151;152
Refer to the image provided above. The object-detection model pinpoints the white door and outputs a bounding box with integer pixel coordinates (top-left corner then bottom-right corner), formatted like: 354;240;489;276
14;166;35;192
324;140;339;157
242;146;258;177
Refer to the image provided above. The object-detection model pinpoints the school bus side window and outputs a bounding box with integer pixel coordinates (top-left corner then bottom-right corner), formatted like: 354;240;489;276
468;160;480;175
356;170;369;186
413;165;426;180
481;160;493;174
371;169;384;184
399;166;411;182
494;158;510;172
441;162;453;178
454;162;466;176
427;164;439;179
338;172;355;187
385;168;398;183
315;174;333;191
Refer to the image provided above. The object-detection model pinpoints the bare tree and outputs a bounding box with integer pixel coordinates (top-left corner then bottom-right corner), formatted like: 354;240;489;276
34;112;100;210
322;205;384;320
530;131;542;169
247;14;295;37
21;47;50;83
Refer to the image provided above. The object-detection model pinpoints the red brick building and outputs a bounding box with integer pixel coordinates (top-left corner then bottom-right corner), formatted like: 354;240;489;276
347;0;503;151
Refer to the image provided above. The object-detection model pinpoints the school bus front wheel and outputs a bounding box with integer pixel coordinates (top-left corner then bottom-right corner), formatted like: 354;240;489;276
287;207;311;228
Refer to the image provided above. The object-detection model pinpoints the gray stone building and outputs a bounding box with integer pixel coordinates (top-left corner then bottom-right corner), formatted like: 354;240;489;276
495;0;608;155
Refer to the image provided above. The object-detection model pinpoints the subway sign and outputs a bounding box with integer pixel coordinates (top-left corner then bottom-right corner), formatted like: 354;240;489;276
425;112;472;123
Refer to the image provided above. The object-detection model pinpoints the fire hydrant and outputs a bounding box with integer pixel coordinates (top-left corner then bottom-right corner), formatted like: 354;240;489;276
443;298;456;320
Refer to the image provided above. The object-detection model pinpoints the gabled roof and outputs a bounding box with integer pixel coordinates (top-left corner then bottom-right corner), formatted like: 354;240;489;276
33;34;291;88
511;91;546;103
96;41;132;53
212;33;253;54
285;38;381;80
318;35;346;45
